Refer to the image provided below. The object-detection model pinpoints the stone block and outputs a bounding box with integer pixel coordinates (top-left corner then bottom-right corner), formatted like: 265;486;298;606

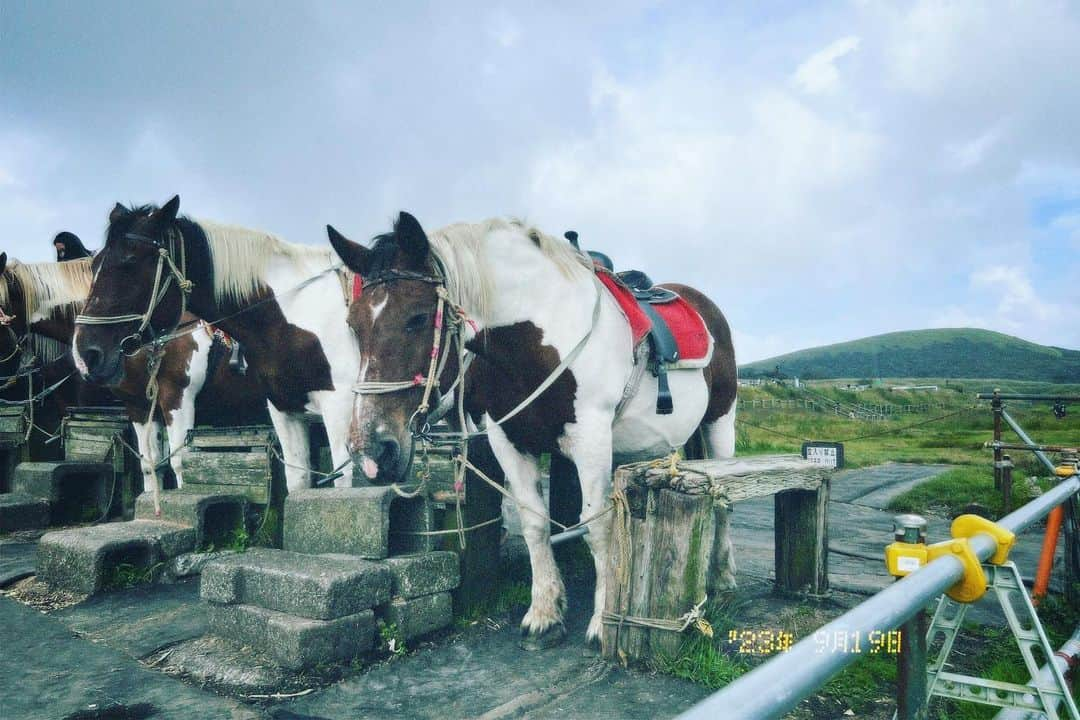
13;461;112;525
377;592;452;641
201;548;392;620
36;520;196;594
382;551;460;599
134;491;247;549
0;492;50;532
207;603;375;670
283;487;394;558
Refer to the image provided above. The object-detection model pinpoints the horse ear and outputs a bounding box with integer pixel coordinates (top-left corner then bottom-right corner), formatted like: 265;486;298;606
0;252;6;274
109;203;126;224
158;195;181;224
394;211;429;264
327;225;371;275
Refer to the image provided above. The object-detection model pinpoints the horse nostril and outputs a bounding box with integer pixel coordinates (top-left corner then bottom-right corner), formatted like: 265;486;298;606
82;346;104;374
374;433;400;468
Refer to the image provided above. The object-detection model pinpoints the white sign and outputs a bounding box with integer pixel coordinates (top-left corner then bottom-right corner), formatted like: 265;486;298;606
805;446;838;468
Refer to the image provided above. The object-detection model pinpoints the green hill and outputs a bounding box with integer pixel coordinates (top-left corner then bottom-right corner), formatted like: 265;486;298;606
739;328;1080;382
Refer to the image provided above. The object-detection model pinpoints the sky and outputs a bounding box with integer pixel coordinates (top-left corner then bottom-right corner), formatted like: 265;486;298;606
2;0;1078;363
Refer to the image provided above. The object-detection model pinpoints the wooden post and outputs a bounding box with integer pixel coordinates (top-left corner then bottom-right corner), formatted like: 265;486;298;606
440;437;504;615
773;477;829;596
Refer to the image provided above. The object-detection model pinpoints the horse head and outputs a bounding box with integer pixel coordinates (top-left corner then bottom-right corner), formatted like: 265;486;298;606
74;195;189;385
328;211;445;483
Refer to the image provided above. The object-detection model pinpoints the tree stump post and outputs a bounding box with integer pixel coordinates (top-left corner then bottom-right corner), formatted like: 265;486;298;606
773;477;830;596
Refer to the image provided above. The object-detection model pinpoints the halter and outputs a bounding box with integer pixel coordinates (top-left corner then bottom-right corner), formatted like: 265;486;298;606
75;225;193;356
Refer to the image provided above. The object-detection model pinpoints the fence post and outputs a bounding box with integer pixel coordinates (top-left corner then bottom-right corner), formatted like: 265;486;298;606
894;514;929;720
1000;455;1013;514
992;390;1003;491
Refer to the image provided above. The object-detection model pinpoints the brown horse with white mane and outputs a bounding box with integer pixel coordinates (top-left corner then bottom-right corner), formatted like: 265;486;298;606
0;252;266;500
327;212;737;649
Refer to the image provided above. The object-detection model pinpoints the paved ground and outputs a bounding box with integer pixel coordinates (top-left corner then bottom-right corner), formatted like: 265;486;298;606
0;462;1069;720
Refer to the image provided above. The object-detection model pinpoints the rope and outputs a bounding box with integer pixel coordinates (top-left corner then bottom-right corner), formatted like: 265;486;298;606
601;596;713;636
389;515;502;537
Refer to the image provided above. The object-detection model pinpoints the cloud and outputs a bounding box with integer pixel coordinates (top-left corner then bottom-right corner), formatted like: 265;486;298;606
793;36;861;94
932;265;1073;340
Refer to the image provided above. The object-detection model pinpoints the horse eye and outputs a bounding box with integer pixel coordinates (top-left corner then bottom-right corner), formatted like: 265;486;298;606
404;313;428;332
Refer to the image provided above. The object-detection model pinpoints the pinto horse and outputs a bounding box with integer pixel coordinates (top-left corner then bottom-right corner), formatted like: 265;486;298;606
0;252;266;494
327;212;738;648
73;196;359;491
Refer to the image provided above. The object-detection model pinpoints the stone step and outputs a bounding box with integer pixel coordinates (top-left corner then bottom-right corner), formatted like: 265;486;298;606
283;487;434;559
134;491;247;549
37;520;196;594
0;492;50;532
207;602;375;670
201;548;392;620
12;462;113;525
383;551;460;599
378;592;453;641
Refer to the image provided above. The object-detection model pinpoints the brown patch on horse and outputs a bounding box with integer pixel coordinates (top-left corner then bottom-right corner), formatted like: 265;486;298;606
658;283;737;423
464;321;577;457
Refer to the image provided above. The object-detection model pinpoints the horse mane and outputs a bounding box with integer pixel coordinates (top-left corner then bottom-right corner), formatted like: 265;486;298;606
30;335;70;364
198;220;337;305
0;257;92;319
425;218;593;323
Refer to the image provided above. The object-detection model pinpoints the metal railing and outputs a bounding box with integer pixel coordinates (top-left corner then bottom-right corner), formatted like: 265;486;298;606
675;476;1080;720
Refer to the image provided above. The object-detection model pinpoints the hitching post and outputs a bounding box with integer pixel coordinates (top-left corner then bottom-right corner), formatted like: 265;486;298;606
992;390;1003;491
894;514;929;720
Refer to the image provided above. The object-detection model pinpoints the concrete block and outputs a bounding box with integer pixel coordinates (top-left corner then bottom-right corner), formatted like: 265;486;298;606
377;592;452;641
13;461;112;525
207;603;375;670
134;491;247;549
284;487;394;558
0;492;50;533
201;548;392;620
382;552;460;599
388;495;436;555
36;520;196;594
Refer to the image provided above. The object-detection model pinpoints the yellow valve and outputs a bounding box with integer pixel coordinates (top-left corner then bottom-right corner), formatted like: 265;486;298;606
885;541;929;578
926;538;987;603
951;514;1016;565
1054;464;1076;478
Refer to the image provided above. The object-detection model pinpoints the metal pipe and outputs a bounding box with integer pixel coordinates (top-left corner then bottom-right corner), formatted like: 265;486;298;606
676;477;1080;720
976;393;1080;402
986;441;1080;454
993;624;1080;720
550;526;589;545
1001;409;1056;474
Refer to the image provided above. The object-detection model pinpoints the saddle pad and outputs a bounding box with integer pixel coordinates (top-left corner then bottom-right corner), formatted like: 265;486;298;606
596;272;711;362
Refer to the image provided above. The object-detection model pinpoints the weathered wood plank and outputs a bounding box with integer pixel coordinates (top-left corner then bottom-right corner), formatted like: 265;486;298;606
183;450;272;487
616;454;826;502
773;478;830;596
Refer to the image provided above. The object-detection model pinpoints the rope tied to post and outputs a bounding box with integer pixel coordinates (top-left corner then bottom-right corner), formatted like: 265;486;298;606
601;596;713;637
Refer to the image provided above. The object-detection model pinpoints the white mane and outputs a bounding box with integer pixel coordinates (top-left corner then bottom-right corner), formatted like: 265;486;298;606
0;257;91;319
199;220;337;305
427;218;593;323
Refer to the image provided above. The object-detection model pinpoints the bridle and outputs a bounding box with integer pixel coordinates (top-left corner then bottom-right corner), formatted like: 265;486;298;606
351;258;469;437
74;225;193;357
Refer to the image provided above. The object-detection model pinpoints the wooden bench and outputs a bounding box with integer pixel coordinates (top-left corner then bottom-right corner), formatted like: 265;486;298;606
602;454;831;662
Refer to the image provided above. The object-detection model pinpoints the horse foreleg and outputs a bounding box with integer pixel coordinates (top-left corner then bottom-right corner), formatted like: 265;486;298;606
132;417;162;513
313;391;354;488
558;416;614;646
487;424;567;649
268;405;311;492
164;395;196;490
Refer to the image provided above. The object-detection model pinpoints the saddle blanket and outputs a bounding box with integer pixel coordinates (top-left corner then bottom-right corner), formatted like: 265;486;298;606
596;271;712;367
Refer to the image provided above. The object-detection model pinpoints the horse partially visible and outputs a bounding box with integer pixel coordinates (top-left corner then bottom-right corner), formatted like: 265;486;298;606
73;196;358;491
0;252;266;495
328;213;737;649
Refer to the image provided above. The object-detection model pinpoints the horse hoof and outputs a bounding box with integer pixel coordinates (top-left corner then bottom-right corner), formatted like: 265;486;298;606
582;637;601;658
519;622;567;651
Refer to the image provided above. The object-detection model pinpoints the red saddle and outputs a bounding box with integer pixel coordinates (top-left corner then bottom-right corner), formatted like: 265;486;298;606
596;270;711;363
